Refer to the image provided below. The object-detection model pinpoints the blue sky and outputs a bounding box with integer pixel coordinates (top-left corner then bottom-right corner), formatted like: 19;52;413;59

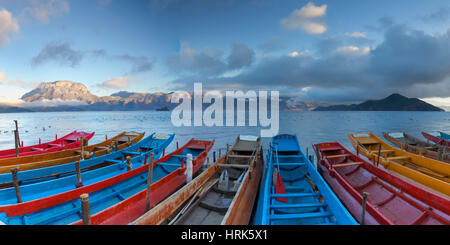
0;0;449;108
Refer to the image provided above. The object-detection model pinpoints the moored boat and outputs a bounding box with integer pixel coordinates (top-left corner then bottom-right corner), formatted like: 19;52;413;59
314;141;450;225
0;132;147;188
0;133;174;205
132;135;263;225
440;132;450;140
422;132;450;147
383;132;450;163
254;134;357;225
349;132;450;196
0;132;145;174
0;131;94;159
0;137;212;225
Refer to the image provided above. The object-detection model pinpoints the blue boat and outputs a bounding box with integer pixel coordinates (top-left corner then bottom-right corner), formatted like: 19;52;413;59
254;134;357;225
0;133;174;206
0;133;171;188
0;138;213;225
440;132;450;140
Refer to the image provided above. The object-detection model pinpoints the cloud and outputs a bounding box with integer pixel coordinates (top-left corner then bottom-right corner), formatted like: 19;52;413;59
258;37;285;53
227;43;254;70
0;71;39;89
0;8;19;47
366;16;395;32
166;42;254;76
111;54;153;74
97;77;140;90
281;2;327;35
171;25;450;103
31;43;153;73
31;41;83;67
344;32;367;38
421;6;450;22
23;0;70;24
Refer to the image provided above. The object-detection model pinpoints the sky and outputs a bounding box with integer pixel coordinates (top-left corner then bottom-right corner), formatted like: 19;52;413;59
0;0;449;109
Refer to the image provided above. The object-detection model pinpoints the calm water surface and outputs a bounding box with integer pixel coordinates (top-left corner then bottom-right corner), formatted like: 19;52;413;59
0;111;449;160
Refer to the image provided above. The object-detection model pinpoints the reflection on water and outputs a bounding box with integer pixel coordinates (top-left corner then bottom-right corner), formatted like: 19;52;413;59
0;111;449;159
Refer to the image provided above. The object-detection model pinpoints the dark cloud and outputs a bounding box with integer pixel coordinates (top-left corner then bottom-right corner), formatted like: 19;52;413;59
31;42;83;67
166;42;254;77
227;43;254;70
32;43;153;74
171;25;450;103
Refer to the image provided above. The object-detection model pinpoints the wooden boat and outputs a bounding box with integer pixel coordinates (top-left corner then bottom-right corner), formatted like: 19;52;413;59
348;132;450;196
440;132;450;140
0;138;213;225
70;138;214;225
0;132;147;188
314;142;450;225
0;132;145;174
383;132;450;163
254;134;357;225
132;135;263;225
0;131;94;159
422;132;450;147
0;133;174;205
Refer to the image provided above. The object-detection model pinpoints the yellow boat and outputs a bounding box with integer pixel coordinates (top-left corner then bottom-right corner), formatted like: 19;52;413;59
348;132;450;196
0;132;145;174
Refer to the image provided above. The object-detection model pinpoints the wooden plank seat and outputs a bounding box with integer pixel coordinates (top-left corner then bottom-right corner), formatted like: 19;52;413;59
332;162;364;168
326;154;351;159
31;148;44;151
370;150;394;154
227;155;253;159
48;144;62;147
94;146;110;150
387;156;410;161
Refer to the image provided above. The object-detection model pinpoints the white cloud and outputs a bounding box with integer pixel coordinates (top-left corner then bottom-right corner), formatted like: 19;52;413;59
335;46;370;56
288;50;310;57
345;32;367;38
422;97;450;111
0;71;38;88
98;77;140;90
281;2;327;35
0;8;19;46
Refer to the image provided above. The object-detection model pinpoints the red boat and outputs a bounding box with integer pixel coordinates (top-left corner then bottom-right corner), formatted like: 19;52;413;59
0;138;213;225
422;132;450;147
0;131;94;159
71;138;214;225
314;142;450;225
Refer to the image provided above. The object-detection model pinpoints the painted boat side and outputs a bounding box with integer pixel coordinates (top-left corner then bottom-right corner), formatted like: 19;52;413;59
0;132;146;187
70;139;214;225
383;132;450;163
0;131;94;159
349;132;450;196
422;132;450;147
315;142;450;225
0;134;174;206
254;134;357;225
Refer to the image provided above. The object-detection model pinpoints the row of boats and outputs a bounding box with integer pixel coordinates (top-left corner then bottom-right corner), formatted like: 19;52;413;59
0;129;448;225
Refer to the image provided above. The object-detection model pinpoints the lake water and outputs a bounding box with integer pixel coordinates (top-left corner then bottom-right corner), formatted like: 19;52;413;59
0;111;449;160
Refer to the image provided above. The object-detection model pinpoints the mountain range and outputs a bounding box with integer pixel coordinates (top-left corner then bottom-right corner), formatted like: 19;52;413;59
1;80;317;112
0;81;444;113
313;93;444;111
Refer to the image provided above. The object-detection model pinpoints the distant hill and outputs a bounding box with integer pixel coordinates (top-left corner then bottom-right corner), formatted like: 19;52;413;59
11;80;319;113
314;93;444;111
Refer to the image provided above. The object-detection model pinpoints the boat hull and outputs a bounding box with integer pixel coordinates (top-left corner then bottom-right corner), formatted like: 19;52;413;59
0;131;94;159
349;132;450;196
315;142;450;225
